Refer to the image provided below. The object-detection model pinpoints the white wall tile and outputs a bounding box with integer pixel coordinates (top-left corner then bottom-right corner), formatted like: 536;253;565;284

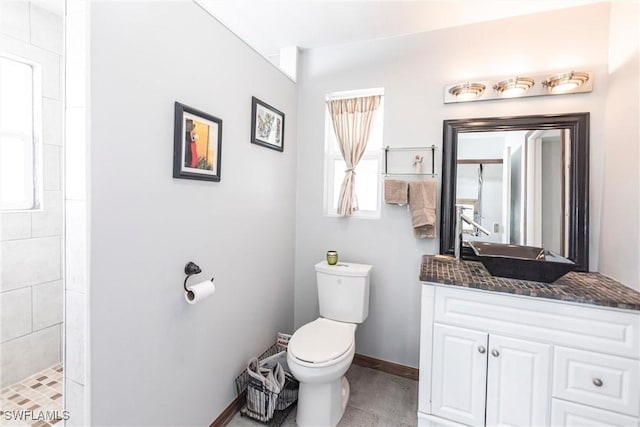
66;0;86;17
0;1;30;42
65;290;84;385
64;379;85;426
65;108;86;200
0;287;32;343
0;324;61;387
65;9;87;108
32;191;63;237
65;201;86;293
1;212;32;241
42;55;62;101
64;4;88;421
1;236;61;292
0;34;62;100
44;145;62;190
30;3;63;54
0;0;66;395
33;280;63;330
43;97;64;147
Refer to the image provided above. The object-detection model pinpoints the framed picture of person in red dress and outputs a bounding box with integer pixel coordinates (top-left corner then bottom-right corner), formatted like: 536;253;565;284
173;102;222;181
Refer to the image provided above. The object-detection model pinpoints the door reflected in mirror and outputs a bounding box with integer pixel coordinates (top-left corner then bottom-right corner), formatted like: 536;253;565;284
457;129;570;257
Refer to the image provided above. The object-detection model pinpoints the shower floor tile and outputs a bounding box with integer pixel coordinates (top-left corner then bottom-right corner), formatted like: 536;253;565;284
0;364;64;427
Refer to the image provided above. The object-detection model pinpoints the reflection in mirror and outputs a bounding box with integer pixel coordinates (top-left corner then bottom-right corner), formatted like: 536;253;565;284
440;113;589;272
456;129;571;257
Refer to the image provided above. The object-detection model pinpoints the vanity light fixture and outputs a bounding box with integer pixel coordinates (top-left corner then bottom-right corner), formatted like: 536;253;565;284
493;76;535;97
448;82;486;101
443;70;593;104
542;71;590;93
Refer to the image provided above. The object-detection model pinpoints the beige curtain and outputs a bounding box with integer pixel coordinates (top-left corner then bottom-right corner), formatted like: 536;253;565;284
327;95;382;216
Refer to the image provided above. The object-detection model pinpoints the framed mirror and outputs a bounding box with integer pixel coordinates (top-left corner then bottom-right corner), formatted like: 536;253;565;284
440;113;589;271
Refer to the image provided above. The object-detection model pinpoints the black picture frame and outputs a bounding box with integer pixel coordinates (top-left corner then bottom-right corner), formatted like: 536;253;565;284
173;102;222;181
440;113;590;271
250;96;285;152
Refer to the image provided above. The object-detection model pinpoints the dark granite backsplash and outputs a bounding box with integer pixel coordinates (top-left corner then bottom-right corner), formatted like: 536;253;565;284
420;255;640;311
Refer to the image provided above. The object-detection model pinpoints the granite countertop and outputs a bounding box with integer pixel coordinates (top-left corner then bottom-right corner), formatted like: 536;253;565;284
420;255;640;311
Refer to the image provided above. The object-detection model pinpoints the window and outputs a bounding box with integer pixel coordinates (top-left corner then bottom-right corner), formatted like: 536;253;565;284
324;88;384;218
0;54;42;211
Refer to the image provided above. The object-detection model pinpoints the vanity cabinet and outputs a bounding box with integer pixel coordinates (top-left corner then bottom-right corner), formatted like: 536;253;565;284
418;283;640;427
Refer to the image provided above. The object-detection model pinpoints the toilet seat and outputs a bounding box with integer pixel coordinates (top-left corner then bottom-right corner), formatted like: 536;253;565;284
289;318;356;365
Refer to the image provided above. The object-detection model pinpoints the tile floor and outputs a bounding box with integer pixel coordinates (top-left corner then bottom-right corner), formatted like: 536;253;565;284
228;363;418;427
0;364;64;427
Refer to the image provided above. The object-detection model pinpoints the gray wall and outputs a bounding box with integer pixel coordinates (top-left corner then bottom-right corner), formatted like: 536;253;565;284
89;2;297;425
0;2;63;387
599;0;640;290
295;3;612;368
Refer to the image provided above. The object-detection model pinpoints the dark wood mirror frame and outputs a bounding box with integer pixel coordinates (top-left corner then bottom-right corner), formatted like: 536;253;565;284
440;113;590;271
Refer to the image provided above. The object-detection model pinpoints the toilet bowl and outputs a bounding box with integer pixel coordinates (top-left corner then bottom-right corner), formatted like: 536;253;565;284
287;261;372;427
287;318;356;426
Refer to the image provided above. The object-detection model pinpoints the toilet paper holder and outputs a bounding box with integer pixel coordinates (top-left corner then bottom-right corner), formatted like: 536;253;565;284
183;261;213;292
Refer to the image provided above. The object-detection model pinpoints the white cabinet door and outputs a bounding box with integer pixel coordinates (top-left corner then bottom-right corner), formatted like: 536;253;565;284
432;323;488;426
485;334;552;426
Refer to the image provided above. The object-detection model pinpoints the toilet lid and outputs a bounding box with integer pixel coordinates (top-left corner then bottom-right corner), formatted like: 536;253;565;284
289;318;355;364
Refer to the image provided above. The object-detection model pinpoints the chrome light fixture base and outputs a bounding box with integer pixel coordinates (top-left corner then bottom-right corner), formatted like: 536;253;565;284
444;70;593;104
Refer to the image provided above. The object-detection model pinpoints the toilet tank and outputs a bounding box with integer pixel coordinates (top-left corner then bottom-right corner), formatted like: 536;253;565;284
315;261;372;323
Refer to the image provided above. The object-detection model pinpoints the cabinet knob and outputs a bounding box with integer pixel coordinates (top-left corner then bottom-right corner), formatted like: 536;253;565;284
592;378;603;387
478;346;486;354
491;349;500;357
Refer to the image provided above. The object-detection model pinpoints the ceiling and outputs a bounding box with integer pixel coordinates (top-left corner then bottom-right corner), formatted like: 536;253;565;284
31;1;604;56
196;0;604;60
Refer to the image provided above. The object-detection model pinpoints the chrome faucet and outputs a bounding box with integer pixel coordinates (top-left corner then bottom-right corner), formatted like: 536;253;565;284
455;205;491;261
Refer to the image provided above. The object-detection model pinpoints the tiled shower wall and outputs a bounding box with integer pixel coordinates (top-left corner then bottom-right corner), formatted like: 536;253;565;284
64;0;89;423
0;3;64;387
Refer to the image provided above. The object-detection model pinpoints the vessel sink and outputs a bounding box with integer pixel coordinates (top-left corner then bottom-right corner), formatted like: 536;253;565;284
468;241;575;283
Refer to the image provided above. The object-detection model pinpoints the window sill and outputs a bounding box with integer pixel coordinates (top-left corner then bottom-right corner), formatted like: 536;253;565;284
324;211;381;220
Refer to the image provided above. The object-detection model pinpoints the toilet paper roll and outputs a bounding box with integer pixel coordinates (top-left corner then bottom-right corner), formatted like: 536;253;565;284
185;279;215;304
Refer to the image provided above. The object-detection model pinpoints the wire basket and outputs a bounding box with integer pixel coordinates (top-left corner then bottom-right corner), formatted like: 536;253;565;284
234;342;299;426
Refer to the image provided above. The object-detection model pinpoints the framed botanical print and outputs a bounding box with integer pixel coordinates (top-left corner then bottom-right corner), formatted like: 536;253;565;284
250;97;284;152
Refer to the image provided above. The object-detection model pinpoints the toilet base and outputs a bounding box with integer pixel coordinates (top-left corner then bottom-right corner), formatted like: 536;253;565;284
296;376;350;427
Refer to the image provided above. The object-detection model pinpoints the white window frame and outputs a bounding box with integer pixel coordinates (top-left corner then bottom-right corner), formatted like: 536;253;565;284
323;88;384;219
0;53;43;211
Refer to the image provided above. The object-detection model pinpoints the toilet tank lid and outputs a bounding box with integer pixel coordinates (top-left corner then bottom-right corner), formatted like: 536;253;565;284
315;261;372;277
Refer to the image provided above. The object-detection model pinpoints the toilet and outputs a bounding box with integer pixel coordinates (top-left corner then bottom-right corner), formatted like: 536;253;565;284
287;260;372;427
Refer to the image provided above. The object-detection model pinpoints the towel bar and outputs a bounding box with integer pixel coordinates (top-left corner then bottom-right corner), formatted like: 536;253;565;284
383;145;437;175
